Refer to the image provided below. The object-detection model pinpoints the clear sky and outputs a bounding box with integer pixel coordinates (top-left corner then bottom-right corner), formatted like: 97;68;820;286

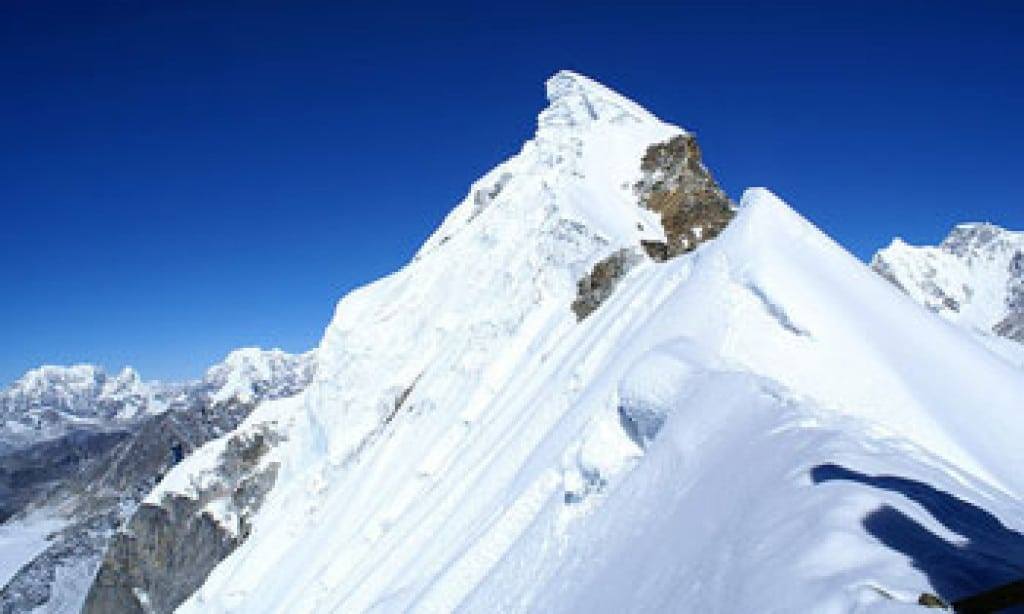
2;1;1022;384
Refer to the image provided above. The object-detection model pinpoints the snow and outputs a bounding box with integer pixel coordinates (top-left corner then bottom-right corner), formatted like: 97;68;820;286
205;347;315;406
0;512;63;588
0;347;314;453
150;72;1024;613
872;222;1023;342
0;362;161;449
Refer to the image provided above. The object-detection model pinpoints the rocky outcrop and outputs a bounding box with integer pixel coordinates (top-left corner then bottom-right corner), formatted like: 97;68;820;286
571;248;643;320
0;402;272;614
571;134;734;321
634;134;734;259
995;251;1024;341
83;427;282;614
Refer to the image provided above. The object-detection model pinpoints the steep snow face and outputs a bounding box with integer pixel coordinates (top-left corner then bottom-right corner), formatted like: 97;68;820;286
154;74;1024;613
310;70;680;468
872;223;1024;345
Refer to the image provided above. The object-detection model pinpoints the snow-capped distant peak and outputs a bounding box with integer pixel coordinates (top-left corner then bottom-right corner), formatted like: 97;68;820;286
0;348;316;453
0;363;160;448
941;222;1018;257
204;347;316;406
3;363;151;412
871;222;1024;349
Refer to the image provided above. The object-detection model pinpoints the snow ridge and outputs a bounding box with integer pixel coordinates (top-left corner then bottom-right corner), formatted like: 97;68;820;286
93;73;1024;614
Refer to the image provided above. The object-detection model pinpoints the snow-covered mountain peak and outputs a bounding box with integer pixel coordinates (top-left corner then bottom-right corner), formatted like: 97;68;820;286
871;222;1024;349
314;74;689;457
3;363;151;411
541;70;667;131
940;221;1021;259
203;347;316;405
0;363;161;450
414;72;680;265
0;347;317;455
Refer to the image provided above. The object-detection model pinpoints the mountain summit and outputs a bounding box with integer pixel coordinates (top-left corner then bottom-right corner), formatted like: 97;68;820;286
75;73;1024;614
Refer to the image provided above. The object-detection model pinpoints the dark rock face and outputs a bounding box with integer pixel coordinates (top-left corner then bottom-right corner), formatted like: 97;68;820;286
634;134;734;258
82;427;282;614
0;402;262;613
995;252;1024;342
571;248;643;320
84;501;239;614
994;312;1024;342
0;429;128;523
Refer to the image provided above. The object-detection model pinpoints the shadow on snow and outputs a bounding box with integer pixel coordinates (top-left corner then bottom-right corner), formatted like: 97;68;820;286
811;463;1024;609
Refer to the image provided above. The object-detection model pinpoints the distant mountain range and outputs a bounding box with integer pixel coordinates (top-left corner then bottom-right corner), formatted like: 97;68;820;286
0;348;315;613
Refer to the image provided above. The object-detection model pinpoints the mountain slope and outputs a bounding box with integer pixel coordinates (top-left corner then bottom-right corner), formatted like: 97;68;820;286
872;223;1024;367
0;348;315;614
88;72;1024;613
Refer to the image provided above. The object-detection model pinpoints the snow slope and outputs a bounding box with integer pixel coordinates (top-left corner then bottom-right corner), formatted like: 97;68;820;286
149;72;1024;613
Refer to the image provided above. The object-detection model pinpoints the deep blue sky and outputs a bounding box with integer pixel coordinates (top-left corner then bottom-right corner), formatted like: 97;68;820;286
2;1;1022;384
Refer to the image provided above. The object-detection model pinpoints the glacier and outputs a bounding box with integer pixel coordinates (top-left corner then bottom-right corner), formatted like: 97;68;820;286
78;71;1024;613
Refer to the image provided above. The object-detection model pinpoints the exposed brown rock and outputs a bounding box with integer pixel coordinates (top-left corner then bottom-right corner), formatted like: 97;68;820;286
635;134;734;258
571;134;734;321
640;240;669;262
571;248;643;320
917;592;949;609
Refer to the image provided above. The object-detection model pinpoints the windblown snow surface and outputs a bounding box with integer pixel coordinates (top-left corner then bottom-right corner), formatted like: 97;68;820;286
157;71;1024;613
